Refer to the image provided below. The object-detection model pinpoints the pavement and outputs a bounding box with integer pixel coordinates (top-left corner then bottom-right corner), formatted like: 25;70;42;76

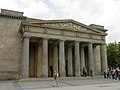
0;77;120;90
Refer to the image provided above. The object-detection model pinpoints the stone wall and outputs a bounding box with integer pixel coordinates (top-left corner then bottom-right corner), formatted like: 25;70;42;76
0;16;22;80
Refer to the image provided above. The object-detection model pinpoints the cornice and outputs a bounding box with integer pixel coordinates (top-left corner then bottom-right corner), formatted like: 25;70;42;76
0;13;26;20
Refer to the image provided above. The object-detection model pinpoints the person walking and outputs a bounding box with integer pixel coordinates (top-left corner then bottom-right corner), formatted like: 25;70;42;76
53;71;59;87
111;68;115;79
115;68;119;80
83;67;87;77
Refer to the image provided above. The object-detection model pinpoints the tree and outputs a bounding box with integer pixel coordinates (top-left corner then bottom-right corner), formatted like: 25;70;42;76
117;42;120;66
107;42;120;68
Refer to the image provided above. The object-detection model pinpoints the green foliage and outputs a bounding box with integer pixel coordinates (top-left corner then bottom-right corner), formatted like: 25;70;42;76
107;42;120;68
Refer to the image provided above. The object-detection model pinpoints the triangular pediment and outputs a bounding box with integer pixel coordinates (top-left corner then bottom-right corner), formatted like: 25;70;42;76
32;19;106;35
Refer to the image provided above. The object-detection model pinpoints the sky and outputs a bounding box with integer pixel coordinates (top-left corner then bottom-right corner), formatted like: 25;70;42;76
0;0;120;43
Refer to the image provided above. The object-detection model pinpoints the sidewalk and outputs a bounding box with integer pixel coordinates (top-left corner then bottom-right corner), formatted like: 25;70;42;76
0;77;119;90
30;82;120;90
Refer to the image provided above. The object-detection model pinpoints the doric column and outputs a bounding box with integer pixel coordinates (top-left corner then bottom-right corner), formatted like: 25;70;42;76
80;46;85;75
41;38;48;77
59;40;65;77
88;43;94;76
37;44;42;77
75;41;80;77
93;45;96;75
101;44;108;73
22;36;29;78
53;45;58;73
67;46;73;76
94;45;101;75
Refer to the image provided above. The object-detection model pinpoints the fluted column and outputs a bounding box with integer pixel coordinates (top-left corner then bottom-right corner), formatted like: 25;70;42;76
67;46;73;76
22;36;29;78
75;42;80;77
59;40;65;77
81;46;85;75
53;45;58;73
101;44;108;73
88;43;94;76
41;38;48;77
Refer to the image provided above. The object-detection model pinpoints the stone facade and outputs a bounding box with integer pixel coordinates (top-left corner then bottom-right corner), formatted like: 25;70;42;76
0;9;108;80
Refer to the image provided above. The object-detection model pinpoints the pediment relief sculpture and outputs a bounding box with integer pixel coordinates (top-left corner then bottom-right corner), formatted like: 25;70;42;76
32;20;105;35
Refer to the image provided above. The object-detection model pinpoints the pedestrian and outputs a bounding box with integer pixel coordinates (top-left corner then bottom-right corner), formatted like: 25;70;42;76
103;68;108;79
90;69;93;77
115;67;119;80
83;67;87;77
53;71;59;87
107;68;111;79
111;68;115;79
103;70;107;79
118;68;120;80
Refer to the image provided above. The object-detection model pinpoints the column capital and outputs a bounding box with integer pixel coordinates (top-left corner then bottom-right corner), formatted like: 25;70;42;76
23;32;31;38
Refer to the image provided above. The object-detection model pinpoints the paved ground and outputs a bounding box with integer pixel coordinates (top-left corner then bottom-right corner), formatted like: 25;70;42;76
0;77;120;90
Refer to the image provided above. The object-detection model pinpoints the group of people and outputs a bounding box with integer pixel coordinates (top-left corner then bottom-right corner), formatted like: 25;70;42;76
53;67;120;87
104;67;120;80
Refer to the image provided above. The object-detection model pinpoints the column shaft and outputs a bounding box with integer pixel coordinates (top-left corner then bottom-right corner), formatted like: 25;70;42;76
94;45;101;75
75;42;80;76
22;37;29;78
67;46;73;76
81;46;85;75
88;43;94;76
59;40;65;77
101;44;108;73
41;39;48;77
53;45;58;73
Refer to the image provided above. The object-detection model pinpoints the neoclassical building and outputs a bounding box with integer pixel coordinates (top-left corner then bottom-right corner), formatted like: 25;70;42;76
0;9;108;80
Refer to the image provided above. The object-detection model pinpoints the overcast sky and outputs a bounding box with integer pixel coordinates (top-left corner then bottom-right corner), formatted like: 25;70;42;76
0;0;120;43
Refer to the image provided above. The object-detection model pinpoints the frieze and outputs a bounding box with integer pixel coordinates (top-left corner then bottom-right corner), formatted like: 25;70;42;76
43;22;93;33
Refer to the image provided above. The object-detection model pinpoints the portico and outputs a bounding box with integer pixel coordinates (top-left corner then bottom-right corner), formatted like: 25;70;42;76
0;9;108;80
21;20;108;78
